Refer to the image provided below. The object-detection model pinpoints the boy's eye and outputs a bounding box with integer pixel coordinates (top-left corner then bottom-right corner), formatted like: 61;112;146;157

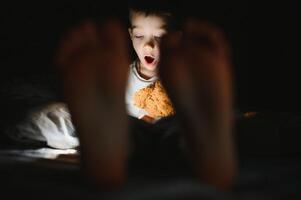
154;36;162;41
134;35;143;39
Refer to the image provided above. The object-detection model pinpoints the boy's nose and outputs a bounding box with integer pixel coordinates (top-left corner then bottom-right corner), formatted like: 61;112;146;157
144;38;155;50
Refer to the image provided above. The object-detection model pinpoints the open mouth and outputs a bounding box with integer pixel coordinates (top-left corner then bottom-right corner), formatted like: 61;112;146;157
144;56;155;64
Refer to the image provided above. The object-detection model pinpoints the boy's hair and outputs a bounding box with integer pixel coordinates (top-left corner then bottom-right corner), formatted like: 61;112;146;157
127;0;180;61
127;0;179;31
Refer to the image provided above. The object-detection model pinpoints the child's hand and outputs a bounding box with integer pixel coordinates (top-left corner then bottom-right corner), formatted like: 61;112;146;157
55;20;130;187
159;19;237;190
141;115;155;123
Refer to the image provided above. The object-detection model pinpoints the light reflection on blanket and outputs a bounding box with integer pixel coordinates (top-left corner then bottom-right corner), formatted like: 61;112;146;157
0;148;79;163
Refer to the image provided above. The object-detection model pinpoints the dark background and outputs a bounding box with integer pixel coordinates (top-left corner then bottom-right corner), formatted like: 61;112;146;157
1;1;300;113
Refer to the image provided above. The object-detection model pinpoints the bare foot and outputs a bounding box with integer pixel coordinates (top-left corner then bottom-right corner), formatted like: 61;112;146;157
55;20;129;187
159;20;237;190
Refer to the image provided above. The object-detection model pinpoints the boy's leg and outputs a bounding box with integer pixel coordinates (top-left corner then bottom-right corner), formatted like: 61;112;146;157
159;20;237;190
55;20;129;187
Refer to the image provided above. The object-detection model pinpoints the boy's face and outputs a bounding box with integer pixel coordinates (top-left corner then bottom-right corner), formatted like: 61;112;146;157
129;12;167;72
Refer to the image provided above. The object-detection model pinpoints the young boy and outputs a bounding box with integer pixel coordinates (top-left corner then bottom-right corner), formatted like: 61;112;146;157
125;3;175;123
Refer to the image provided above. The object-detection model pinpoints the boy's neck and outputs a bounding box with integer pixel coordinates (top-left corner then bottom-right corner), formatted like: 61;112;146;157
137;62;157;80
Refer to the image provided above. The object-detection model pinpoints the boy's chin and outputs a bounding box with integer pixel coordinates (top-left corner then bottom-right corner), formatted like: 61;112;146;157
144;66;158;73
143;61;158;70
